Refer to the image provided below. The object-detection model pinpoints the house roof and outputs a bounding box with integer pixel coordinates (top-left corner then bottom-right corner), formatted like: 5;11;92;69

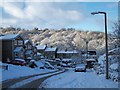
24;40;29;44
37;52;42;55
45;47;57;52
14;47;23;52
57;50;78;54
24;40;32;44
25;50;32;54
36;45;46;50
0;34;21;40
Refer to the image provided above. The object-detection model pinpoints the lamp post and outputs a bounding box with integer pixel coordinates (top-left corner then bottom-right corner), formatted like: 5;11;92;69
86;40;88;59
91;11;109;79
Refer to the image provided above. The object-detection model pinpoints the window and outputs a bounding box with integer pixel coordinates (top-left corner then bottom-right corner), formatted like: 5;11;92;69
28;45;32;49
20;52;24;58
15;53;19;57
18;40;23;45
34;49;36;52
14;40;17;45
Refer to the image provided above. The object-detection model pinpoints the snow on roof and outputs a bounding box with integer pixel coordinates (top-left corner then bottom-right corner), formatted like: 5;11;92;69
45;47;57;52
37;52;42;55
0;34;20;40
24;40;29;44
25;50;32;54
14;47;23;52
85;59;96;62
36;45;46;50
57;50;78;54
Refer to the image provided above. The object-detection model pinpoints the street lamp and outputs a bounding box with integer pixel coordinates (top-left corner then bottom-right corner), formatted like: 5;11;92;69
91;11;109;79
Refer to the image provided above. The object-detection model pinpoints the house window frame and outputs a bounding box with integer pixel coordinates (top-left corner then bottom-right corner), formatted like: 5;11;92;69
14;40;17;45
18;40;23;45
28;44;32;49
15;52;19;57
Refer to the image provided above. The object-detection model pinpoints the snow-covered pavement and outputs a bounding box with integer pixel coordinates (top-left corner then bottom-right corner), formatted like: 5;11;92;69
1;61;56;82
41;68;118;88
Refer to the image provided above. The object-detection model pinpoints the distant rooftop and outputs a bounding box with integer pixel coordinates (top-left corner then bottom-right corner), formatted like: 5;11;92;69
45;47;57;51
57;50;78;54
24;40;29;44
14;47;23;52
24;40;32;44
36;45;46;50
25;50;32;54
0;34;20;40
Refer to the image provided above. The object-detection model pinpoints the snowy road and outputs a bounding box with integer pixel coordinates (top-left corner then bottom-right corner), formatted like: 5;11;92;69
41;68;118;88
2;69;66;89
2;70;59;89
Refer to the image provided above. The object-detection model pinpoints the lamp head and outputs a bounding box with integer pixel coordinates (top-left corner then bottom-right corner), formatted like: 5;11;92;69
91;11;106;15
91;12;99;15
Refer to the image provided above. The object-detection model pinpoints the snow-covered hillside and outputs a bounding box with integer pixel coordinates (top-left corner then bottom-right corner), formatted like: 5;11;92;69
0;28;117;55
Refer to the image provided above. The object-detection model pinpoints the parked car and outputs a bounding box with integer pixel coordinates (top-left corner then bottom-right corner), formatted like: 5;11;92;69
7;58;26;66
60;62;72;67
75;64;86;72
44;62;54;69
29;60;37;68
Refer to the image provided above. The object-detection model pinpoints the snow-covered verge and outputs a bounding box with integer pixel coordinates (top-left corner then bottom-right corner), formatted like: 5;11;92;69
95;48;120;82
41;69;118;88
0;61;56;82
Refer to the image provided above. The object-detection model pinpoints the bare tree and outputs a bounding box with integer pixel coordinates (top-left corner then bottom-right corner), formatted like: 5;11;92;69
112;21;120;47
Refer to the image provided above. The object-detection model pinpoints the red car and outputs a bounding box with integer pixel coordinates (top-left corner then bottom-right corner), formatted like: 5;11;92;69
7;59;26;66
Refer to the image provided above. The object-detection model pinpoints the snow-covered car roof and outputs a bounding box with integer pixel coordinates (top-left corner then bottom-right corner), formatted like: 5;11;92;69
15;58;25;62
85;59;96;62
76;64;86;68
30;59;35;62
62;59;72;62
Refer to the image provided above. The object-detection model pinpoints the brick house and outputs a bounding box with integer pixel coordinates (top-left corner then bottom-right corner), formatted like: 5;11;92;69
57;50;79;59
36;45;47;57
44;46;57;60
0;34;25;62
24;40;33;60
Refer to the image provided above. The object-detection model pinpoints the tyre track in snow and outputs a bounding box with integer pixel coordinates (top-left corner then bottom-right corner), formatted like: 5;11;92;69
9;69;67;89
1;70;59;89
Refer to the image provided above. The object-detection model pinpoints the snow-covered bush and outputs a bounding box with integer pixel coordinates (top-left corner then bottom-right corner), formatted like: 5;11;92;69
95;48;119;82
